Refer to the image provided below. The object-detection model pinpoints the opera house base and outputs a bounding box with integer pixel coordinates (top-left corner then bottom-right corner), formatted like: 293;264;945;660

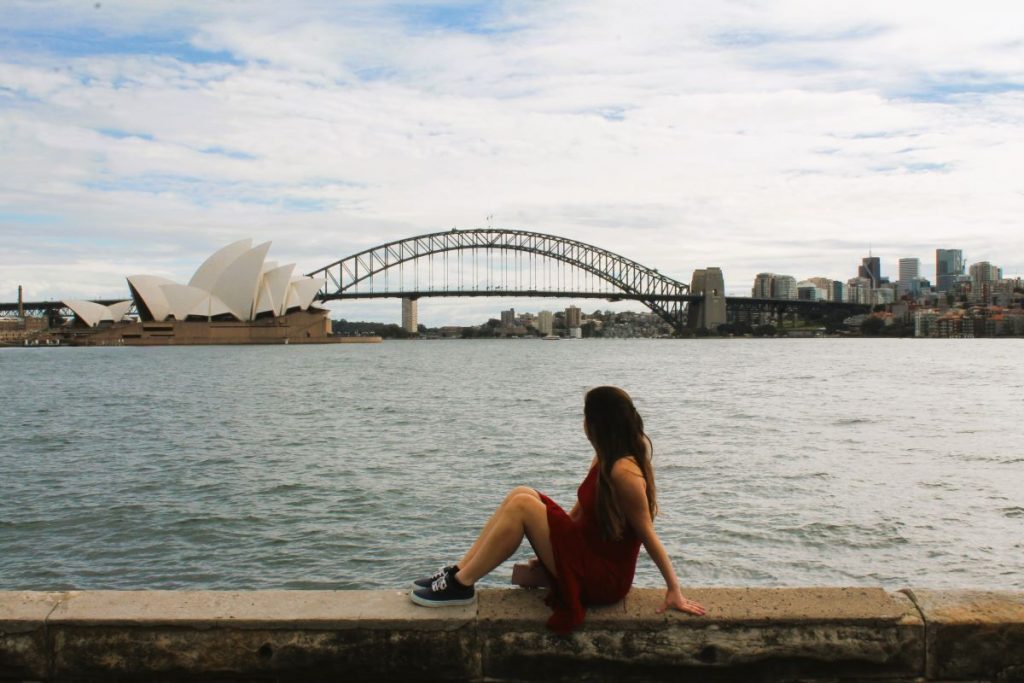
55;310;380;346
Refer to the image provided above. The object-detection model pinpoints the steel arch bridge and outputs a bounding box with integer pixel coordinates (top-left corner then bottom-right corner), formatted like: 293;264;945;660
306;228;699;333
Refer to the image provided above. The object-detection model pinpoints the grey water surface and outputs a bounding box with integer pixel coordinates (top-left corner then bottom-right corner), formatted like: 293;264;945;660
1;338;1021;591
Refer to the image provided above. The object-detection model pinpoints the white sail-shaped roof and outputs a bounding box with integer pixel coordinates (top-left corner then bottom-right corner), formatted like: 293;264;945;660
254;279;275;317
107;300;133;321
287;277;326;312
188;238;252;292
210;241;271;321
284;284;301;311
256;263;295;316
127;275;175;321
188;293;233;319
161;284;210;320
63;300;114;327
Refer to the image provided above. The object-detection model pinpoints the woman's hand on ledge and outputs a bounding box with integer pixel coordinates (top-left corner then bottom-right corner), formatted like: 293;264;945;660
657;586;706;616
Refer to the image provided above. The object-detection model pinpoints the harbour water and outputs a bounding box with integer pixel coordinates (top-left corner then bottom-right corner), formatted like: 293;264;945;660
0;339;1021;591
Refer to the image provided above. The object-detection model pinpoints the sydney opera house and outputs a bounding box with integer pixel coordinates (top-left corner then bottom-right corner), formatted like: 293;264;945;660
58;239;357;345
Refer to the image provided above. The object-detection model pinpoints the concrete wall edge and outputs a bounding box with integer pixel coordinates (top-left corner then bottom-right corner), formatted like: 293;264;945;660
2;587;1021;682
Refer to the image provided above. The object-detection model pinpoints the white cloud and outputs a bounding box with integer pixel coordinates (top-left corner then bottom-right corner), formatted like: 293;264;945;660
1;0;1023;322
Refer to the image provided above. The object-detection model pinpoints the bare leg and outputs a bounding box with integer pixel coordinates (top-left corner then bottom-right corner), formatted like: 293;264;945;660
458;486;537;569
455;489;557;586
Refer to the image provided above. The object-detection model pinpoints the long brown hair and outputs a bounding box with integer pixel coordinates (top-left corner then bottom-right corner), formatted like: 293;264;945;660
584;386;657;540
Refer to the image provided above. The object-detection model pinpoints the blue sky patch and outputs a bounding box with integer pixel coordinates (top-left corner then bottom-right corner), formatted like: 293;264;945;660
0;27;243;65
201;146;257;161
281;197;331;213
397;1;507;36
98;128;154;141
899;77;1024;103
0;210;65;225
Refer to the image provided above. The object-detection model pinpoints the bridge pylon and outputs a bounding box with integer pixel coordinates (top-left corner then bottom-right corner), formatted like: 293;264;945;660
687;268;726;331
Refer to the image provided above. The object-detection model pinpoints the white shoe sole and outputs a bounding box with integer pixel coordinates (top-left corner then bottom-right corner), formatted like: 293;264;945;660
409;590;477;608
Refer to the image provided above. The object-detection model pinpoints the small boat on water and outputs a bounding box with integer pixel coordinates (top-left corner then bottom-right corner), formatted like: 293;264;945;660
542;335;559;341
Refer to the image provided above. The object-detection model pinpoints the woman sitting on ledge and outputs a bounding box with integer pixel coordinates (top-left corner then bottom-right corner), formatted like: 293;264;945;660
410;385;706;633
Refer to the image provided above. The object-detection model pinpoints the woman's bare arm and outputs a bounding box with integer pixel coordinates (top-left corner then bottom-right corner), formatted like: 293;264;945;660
611;458;705;616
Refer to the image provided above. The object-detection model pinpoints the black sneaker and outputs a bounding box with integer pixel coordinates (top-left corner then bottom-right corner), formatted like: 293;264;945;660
411;564;457;590
410;569;476;607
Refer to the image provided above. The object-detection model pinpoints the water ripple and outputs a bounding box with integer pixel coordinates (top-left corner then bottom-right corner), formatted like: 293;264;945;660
1;339;1022;591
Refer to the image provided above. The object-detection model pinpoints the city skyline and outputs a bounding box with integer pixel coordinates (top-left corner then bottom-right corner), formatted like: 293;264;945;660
4;239;1019;328
2;1;1024;327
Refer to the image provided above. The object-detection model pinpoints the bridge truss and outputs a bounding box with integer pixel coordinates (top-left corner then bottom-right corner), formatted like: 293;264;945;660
307;229;697;333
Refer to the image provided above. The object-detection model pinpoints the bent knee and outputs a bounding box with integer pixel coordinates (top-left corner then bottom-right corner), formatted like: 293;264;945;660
504;486;537;503
508;491;545;515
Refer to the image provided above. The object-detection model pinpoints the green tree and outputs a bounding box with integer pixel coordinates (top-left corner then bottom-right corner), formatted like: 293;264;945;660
860;316;885;336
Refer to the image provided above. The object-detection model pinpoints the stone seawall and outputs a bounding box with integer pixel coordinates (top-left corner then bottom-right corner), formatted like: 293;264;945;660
1;587;1022;681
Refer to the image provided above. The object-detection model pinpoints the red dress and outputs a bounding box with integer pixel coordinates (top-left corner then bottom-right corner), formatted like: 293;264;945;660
537;465;641;633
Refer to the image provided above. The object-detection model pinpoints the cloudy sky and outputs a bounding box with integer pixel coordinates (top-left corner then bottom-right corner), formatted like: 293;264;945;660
2;0;1022;325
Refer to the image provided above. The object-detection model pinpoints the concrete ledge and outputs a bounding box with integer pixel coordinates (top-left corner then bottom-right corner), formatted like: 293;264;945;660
0;587;1019;681
905;589;1024;681
480;588;923;681
0;592;64;681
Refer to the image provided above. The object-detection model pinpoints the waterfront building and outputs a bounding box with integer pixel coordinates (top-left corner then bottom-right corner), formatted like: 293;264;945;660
500;308;516;328
752;273;774;298
565;305;582;338
71;239;326;325
914;309;940;337
536;310;554;335
402;298;418;334
936;312;969;338
58;239;340;345
936;249;964;292
859;255;882;288
771;275;798;300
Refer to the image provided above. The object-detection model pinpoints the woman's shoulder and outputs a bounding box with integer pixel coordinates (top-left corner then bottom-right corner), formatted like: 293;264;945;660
610;455;644;479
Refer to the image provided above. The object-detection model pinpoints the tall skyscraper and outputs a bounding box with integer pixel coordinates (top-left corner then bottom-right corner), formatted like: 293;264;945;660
752;273;774;298
936;249;964;292
401;297;418;334
897;258;922;298
771;275;798;300
536;310;554;335
898;258;920;282
565;305;581;328
969;261;1002;285
500;308;516;328
859;255;881;288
